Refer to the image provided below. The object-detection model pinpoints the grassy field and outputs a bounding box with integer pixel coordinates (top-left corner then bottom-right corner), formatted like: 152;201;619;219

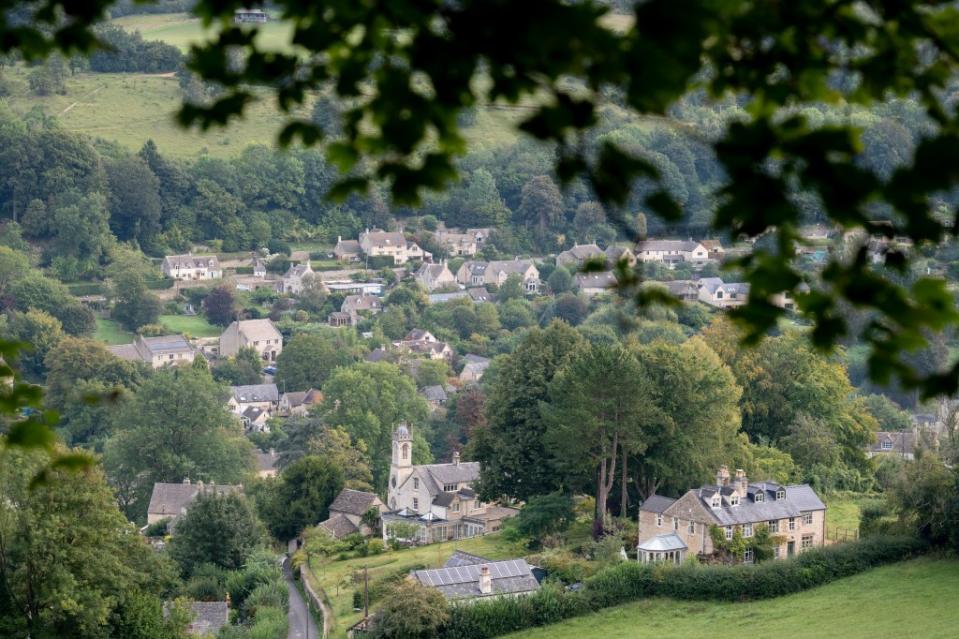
158;314;221;337
95;318;134;345
506;558;959;639
112;12;297;53
824;492;885;535
309;533;524;638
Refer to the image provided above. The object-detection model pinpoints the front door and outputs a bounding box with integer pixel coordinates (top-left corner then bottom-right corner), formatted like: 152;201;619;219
787;541;795;557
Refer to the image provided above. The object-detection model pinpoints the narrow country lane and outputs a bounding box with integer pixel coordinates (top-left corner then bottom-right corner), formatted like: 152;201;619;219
284;559;322;639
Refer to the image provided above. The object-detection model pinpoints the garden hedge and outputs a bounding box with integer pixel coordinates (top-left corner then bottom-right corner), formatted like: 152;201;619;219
435;536;926;639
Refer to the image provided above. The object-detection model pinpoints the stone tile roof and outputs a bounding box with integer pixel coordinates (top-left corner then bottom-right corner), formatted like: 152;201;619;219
139;335;193;355
868;430;916;455
329;488;381;517
412;559;540;600
234;319;282;341
636;239;702;252
444;550;492;568
421;385;448;402
557;243;603;263
108;343;140;361
230;384;279;403
147;481;242;518
422;462;481;486
163;254;220;270
467;287;493;302
640;494;677;514
575;271;617;290
691;483;825;526
319;513;360;538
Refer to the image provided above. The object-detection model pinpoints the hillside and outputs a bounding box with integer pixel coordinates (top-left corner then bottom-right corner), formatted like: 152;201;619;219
506;558;959;639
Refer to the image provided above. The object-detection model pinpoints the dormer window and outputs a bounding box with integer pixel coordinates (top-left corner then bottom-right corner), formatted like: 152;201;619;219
413;478;419;490
730;495;740;506
711;496;720;508
755;492;765;503
776;489;786;501
881;440;893;450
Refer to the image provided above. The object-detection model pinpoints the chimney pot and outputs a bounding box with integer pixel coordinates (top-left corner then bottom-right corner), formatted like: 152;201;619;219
478;564;492;594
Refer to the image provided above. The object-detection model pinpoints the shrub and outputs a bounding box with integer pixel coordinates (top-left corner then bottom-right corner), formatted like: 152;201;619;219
143;517;170;537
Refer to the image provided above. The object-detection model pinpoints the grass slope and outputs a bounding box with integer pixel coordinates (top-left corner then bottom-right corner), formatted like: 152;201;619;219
310;533;524;638
506;558;959;639
112;13;296;53
158;314;221;337
95;318;134;344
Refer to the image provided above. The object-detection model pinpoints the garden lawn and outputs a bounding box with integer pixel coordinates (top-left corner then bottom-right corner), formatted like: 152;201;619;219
309;534;524;639
159;314;222;337
95;318;134;345
506;558;959;639
824;492;886;536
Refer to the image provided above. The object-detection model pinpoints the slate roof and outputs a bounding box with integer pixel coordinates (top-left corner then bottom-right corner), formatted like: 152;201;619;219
463;354;490;365
869;431;916;455
242;406;268;422
138;335;193;355
636;239;703;253
108;343;140;361
319;513;359;538
235;319;282;341
638;532;687;552
334;238;362;256
163;254;220;270
698;277;750;296
405;328;435;342
433;492;455;507
412;559;540;600
467;287;493;302
444;550;492;568
230;383;279;404
147;481;242;518
342;294;381;313
575;271;617;290
640;494;677;514
690;483;825;526
557;243;603;263
329;488;381;517
429;291;470;304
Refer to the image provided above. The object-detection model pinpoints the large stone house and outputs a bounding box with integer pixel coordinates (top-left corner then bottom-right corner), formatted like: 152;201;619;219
574;271;617;297
317;488;389;539
637;466;826;564
459;354;490;384
635;240;709;264
697;277;750;309
866;430;917;460
556;243;604;268
333;236;362;262
455;259;540;292
109;334;195;368
359;229;431;264
228;383;279;415
340;294;382;325
411;556;540;601
219;319;283;361
162;254;222;280
394;329;453;361
414;261;458;292
382;424;517;544
146;479;243;525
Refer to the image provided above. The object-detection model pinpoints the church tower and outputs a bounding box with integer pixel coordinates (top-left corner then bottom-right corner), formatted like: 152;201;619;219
388;423;413;509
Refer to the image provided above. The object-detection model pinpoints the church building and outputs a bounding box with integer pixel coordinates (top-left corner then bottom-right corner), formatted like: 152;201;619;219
382;423;517;544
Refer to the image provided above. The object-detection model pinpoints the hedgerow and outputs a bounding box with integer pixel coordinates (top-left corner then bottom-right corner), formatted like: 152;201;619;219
433;535;925;639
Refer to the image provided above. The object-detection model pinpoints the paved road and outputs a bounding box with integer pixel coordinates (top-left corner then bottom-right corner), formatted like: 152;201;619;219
285;560;321;639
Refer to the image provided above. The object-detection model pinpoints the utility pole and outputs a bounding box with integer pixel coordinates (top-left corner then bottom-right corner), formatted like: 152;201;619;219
364;565;369;620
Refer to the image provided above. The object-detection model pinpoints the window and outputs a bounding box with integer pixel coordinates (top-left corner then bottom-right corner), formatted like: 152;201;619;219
776;489;786;501
413;498;419;511
673;517;679;531
744;549;754;564
730;494;740;506
717;290;724;299
788;517;796;531
402;443;409;459
881;440;893;450
452;502;460;513
413;478;419;490
768;520;779;533
774;546;781;559
801;534;814;549
656;514;663;527
725;526;733;540
688;521;696;534
743;523;753;538
754;492;764;503
168;354;174;360
802;512;813;526
711;496;720;508
444;483;457;492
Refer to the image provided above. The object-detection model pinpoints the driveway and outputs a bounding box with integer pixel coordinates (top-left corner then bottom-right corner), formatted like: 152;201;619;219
284;559;321;639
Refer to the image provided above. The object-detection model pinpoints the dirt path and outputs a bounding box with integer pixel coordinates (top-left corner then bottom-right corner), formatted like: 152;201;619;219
60;85;104;115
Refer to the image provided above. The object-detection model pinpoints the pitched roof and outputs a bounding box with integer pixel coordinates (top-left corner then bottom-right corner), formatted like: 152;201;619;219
467;287;493;302
422;462;481;486
342;294;381;312
422;385;448;402
138;335;193;355
443;550;492;568
574;271;617;290
230;383;279;403
636;239;703;252
334;239;362;255
234;319;281;341
187;601;229;637
640;494;677;514
361;229;407;248
108;343;140;361
147;481;242;518
683;483;826;526
557;243;603;262
163;254;220;269
411;559;540;600
487;259;537;278
319;513;360;538
329;488;381;517
869;430;916;455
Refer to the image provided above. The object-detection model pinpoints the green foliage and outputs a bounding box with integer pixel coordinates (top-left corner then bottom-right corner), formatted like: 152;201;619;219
204;285;236;327
9;272;95;336
5;309;63;379
169;492;266;576
370;580;449;639
256;455;344;541
506;492;576;544
275;332;359;391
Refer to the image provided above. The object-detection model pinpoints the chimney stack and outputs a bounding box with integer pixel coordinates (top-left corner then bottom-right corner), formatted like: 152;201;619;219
478;565;492;594
735;468;748;496
452;451;460;466
715;465;730;487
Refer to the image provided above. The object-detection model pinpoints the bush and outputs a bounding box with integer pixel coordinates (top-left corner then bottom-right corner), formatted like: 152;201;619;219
66;282;105;296
268;239;292;256
145;276;175;290
143;517;170;537
435;536;925;639
235;266;254;274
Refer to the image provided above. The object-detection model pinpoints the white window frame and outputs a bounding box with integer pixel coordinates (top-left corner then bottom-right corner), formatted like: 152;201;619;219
788;517;796;531
744;548;754;564
688;521;696;535
412;497;419;511
774;546;781;559
743;523;753;538
673;517;679;531
725;526;733;540
881;440;893;450
801;534;814;549
656;513;663;527
768;520;779;533
755;492;764;503
776;489;786;501
730;494;740;506
452;501;460;513
802;512;813;526
711;496;720;508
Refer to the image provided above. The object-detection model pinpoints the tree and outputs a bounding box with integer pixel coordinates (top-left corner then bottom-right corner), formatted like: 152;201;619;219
0;447;180;639
0;246;29;296
204;285;235;327
256;455;344;540
105;156;162;246
320;362;431;489
103;366;254;521
506;492;575;543
862;394;914;433
496;273;524;302
297;273;328;314
547;265;573;294
517;175;563;248
5;309;63;379
212;346;263;386
275;333;358;391
544;343;653;536
549;293;588;326
277;419;374;491
415;359;449;388
370;581;448;639
111;269;162;332
471;321;586;501
168;492;266;576
9;272;95;336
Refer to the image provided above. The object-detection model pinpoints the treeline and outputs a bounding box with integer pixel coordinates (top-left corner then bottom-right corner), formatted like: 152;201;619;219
88;24;182;73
